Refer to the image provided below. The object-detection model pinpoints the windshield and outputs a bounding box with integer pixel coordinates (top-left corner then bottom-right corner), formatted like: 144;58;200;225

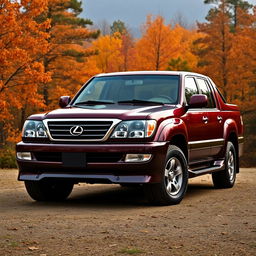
73;75;180;105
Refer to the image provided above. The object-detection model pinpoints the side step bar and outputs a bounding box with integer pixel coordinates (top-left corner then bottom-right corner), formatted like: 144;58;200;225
189;160;225;177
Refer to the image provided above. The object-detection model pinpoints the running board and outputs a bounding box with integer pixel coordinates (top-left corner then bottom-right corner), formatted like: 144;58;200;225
189;160;225;177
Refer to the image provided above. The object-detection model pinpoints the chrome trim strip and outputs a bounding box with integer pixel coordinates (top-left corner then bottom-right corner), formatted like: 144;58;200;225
43;118;121;142
19;173;151;183
188;138;225;149
188;138;224;145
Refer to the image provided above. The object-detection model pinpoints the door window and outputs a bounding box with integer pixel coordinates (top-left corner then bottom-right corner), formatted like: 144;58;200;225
184;77;199;104
196;78;216;108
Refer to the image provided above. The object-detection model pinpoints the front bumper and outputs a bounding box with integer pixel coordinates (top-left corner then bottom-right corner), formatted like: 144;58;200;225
16;142;169;183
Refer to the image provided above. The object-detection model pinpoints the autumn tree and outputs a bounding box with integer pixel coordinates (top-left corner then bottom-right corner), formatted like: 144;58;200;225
121;30;134;71
170;25;200;72
110;20;134;71
131;16;199;72
227;6;256;111
196;0;256;106
194;0;233;98
91;33;123;73
0;0;51;145
131;15;179;71
204;0;252;30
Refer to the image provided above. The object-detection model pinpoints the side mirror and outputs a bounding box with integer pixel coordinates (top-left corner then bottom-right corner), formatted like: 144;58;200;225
59;96;71;108
188;94;208;108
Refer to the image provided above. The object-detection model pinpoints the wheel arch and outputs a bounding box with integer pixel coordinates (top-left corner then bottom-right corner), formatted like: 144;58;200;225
156;118;188;162
223;118;239;173
169;134;188;162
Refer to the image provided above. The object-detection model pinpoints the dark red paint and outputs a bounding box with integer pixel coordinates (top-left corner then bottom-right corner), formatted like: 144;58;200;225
16;71;244;183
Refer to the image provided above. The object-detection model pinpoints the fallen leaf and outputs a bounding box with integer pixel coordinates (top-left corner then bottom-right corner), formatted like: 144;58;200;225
139;230;149;233
28;246;39;251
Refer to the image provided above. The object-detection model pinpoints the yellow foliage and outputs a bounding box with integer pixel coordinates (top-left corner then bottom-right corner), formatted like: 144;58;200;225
92;34;123;73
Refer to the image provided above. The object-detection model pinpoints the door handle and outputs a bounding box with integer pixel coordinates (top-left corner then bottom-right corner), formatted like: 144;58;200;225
217;116;223;122
202;116;208;123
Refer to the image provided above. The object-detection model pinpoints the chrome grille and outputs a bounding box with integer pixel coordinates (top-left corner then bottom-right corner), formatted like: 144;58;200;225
44;119;120;141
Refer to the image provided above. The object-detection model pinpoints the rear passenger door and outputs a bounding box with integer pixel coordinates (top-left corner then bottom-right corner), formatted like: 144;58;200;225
182;76;211;163
195;77;224;158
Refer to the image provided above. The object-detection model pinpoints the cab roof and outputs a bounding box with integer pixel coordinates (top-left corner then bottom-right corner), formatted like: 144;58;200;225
95;71;208;79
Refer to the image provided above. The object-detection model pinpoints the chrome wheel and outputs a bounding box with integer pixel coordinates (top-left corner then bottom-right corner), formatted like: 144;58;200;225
144;145;188;205
227;150;235;182
164;157;183;196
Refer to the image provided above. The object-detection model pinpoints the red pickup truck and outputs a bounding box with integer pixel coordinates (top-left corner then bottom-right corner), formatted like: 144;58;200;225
16;71;244;205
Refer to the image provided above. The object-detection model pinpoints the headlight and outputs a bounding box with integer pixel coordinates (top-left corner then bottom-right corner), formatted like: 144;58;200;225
22;120;48;138
111;120;156;138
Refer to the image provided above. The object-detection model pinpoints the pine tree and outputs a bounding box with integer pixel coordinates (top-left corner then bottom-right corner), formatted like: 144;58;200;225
40;0;99;107
110;20;127;35
204;0;252;30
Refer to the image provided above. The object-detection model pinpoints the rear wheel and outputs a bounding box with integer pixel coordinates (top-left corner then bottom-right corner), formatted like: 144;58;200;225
144;145;188;205
25;179;74;201
212;141;237;188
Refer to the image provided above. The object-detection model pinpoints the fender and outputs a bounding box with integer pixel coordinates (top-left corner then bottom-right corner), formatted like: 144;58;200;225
221;118;239;170
155;118;188;142
223;118;238;145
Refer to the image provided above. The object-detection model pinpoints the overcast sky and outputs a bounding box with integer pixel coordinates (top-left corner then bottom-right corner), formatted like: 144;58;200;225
81;0;256;31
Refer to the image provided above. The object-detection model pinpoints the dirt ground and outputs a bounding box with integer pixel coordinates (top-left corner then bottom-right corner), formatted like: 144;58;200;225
0;169;255;256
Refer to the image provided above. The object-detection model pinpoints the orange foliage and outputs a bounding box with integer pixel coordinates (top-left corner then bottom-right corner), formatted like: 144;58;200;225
171;25;201;71
90;33;123;73
196;2;233;97
131;15;199;71
227;7;256;112
131;15;179;71
0;0;51;144
195;1;256;111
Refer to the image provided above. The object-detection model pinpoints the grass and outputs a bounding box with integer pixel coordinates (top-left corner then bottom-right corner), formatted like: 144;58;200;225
8;241;19;247
118;248;144;254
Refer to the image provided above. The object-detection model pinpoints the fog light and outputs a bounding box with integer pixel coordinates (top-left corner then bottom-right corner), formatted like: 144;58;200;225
125;154;152;162
17;152;32;160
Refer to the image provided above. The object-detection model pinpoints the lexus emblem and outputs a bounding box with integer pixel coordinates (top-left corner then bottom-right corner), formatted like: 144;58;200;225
70;126;83;136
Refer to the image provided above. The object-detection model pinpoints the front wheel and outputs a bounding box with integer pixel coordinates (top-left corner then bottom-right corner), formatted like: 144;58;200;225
212;141;237;188
25;179;74;201
144;145;188;205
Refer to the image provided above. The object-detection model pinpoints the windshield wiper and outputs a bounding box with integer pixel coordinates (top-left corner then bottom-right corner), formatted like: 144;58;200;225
118;99;164;105
73;100;114;105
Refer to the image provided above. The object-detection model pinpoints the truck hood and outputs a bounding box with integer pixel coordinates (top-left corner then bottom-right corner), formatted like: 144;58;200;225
29;104;184;121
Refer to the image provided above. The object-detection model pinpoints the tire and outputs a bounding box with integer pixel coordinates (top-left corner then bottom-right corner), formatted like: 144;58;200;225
144;145;188;205
24;179;74;202
212;141;237;188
